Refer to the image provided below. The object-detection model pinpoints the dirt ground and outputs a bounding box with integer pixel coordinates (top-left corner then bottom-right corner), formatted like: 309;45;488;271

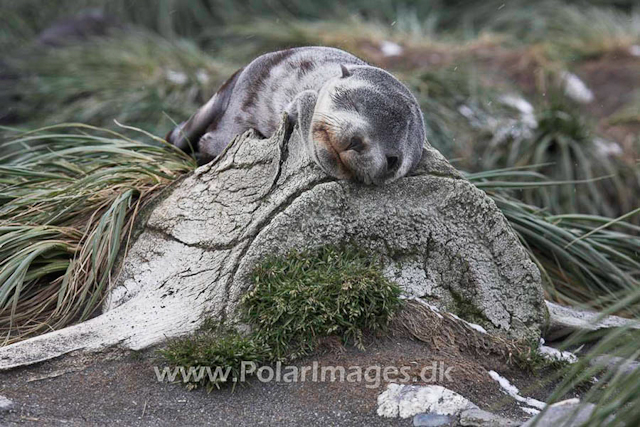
0;334;572;426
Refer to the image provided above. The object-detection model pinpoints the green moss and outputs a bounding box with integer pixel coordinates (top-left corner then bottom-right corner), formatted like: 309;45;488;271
449;288;490;327
160;245;403;391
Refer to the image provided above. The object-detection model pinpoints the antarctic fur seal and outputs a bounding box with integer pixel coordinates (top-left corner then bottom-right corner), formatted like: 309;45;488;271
166;47;425;185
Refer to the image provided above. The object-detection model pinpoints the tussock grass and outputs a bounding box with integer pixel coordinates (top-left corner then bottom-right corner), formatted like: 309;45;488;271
542;4;640;60
221;17;502;63
161;245;403;390
0;124;195;343
468;168;640;308
476;97;640;220
610;91;640;126
545;324;640;425
1;30;234;135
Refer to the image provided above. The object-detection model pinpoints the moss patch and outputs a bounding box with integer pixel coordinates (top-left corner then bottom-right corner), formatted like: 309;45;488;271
161;245;403;391
449;288;491;328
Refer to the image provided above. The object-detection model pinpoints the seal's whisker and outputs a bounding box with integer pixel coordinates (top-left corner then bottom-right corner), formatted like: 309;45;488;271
315;113;345;128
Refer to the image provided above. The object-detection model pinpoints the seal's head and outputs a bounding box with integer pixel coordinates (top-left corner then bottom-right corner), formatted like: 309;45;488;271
309;65;425;185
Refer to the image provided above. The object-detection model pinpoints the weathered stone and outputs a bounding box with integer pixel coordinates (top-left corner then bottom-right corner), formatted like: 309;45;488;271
378;384;477;418
521;401;595;427
590;354;640;376
413;413;453;426
0;395;14;412
459;408;520;426
0;117;546;370
545;301;640;341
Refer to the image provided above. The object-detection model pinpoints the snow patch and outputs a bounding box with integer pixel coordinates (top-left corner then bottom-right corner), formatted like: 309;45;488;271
464;322;487;334
448;313;487;334
380;41;403;57
499;95;534;115
538;338;577;363
377;383;477;418
499;95;538;129
560;72;594;104
551;398;580;407
594;138;622;157
165;70;188;85
196;69;210;84
409;297;443;319
489;370;546;412
458;105;475;119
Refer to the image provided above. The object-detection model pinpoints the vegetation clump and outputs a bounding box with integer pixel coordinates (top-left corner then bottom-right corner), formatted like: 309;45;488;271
0;124;195;343
161;245;403;390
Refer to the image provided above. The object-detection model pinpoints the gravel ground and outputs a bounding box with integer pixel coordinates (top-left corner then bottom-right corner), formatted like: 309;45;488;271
0;336;563;426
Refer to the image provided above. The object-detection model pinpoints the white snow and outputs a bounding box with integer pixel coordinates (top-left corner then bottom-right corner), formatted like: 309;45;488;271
196;69;210;84
538;338;578;363
380;40;403;57
499;95;534;115
560;72;594;104
377;384;477;418
464;321;487;334
594;138;622;157
499;95;538;129
410;297;443;319
488;370;546;412
448;313;487;334
458;105;475;119
551;398;580;407
165;70;188;85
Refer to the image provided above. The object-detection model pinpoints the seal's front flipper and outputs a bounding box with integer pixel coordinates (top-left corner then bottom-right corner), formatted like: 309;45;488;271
285;90;318;144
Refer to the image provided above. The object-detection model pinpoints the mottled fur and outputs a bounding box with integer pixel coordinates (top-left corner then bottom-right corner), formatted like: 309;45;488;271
166;46;425;184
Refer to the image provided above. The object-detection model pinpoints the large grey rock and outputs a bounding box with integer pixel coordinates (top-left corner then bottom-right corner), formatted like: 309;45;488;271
545;301;640;341
590;354;640;376
378;384;477;418
0;395;14;412
0;118;546;370
521;401;595;427
413;413;453;426
459;408;520;426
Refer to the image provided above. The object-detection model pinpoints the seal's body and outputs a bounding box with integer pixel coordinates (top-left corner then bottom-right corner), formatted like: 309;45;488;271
167;47;425;185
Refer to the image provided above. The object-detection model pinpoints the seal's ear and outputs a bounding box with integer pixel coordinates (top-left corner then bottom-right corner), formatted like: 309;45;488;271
340;64;351;78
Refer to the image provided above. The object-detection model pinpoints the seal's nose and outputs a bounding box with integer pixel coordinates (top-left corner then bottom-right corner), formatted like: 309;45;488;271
386;155;399;173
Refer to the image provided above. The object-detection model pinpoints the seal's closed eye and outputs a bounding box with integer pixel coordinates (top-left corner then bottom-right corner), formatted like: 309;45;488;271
347;136;365;153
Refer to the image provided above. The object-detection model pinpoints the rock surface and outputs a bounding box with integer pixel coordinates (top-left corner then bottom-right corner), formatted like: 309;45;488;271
545;301;640;341
0;395;14;412
377;384;477;418
0;117;546;370
521;401;595;427
459;408;520;426
590;354;640;376
413;413;453;426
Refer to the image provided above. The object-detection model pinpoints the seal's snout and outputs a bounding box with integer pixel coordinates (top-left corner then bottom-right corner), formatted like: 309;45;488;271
340;141;403;185
385;154;400;174
311;120;406;185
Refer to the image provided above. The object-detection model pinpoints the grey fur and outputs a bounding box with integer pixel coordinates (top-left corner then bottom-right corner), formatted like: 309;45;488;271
166;46;425;184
